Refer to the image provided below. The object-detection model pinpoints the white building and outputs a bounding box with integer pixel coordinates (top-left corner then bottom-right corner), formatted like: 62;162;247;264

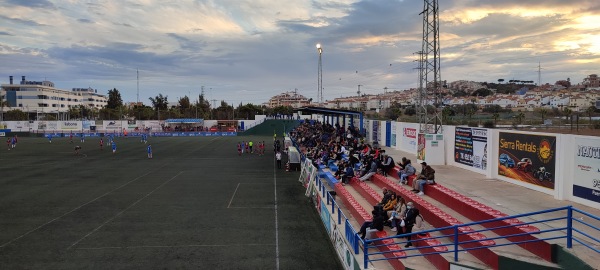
0;76;107;114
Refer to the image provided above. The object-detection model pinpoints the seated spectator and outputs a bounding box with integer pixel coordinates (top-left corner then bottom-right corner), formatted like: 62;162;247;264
358;157;378;182
380;154;394;176
378;188;391;205
382;193;398;212
412;162;436;196
399;159;416;184
397;157;408;171
389;196;407;231
341;163;354;186
358;210;385;240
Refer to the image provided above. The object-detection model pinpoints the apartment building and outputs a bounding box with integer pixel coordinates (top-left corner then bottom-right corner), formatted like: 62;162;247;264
0;76;107;113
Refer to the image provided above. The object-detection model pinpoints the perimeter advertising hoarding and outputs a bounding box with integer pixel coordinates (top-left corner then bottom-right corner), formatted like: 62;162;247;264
417;133;426;160
455;127;488;171
61;121;79;130
372;121;379;144
498;132;556;189
400;123;418;152
391;122;397;147
573;137;600;204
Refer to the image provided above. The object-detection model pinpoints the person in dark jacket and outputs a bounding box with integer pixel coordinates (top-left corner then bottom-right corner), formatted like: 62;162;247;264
358;210;385;239
397;201;420;247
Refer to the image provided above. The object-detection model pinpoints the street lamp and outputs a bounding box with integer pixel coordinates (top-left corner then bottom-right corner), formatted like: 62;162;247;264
316;43;323;107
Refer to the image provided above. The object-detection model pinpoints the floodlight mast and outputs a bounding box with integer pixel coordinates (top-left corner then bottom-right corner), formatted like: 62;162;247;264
316;43;323;107
418;0;443;134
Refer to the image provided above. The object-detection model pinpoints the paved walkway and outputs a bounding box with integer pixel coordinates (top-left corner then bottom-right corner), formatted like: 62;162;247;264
380;145;600;267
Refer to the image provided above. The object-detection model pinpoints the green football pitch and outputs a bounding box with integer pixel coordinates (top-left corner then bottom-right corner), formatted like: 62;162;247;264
0;135;342;269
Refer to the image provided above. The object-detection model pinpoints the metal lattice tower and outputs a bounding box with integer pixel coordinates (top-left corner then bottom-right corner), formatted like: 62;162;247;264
417;0;443;134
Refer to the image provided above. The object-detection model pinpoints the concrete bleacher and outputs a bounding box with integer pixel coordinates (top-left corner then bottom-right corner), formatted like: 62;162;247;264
295;119;599;270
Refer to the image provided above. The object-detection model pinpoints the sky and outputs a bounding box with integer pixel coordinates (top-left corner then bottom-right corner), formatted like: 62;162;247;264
1;0;599;106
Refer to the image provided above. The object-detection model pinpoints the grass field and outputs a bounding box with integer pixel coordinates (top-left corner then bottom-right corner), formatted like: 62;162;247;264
0;135;341;269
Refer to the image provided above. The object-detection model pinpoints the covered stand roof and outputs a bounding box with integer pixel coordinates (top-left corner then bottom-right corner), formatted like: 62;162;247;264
165;118;203;124
294;106;364;132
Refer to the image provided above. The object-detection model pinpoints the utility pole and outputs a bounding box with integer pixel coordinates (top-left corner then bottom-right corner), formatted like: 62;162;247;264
136;68;139;104
357;84;362;96
537;62;543;86
211;99;217;119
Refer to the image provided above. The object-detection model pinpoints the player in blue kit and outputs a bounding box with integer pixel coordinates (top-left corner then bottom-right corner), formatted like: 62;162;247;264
112;141;117;154
147;144;152;159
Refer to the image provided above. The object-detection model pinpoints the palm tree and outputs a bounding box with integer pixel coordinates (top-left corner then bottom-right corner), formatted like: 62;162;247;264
492;112;500;126
562;107;573;130
514;111;525;127
536;107;548;126
585;105;596;128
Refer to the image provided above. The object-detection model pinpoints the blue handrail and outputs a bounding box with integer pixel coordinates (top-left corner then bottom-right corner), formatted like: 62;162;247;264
360;205;600;267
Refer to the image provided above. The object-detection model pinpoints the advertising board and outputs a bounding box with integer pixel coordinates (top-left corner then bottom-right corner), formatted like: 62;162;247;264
573;137;600;204
454;127;488;170
498;132;556;189
399;123;418;152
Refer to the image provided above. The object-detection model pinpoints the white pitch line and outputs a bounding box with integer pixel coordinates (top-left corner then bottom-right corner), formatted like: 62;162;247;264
68;171;184;250
0;165;168;248
227;183;241;208
75;243;276;250
273;157;280;270
229;206;275;209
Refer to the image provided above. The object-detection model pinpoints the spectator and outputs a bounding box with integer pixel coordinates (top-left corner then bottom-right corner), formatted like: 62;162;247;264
379;188;391;205
358;210;385;240
381;154;394;176
358;157;378;182
341;163;354;186
397;201;420;247
382;193;398;212
388;196;407;232
412;162;436;196
399;159;416;184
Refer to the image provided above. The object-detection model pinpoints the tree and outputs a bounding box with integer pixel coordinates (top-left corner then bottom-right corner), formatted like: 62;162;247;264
562;107;573;130
107;88;123;109
4;109;28;120
492;112;500;126
585;105;596;127
404;106;416;116
149;94;169;111
535;107;548;125
385;102;403;120
498;79;504;84
514;111;525;127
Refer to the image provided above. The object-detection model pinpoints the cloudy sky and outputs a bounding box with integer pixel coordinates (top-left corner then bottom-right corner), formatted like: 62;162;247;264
1;0;598;105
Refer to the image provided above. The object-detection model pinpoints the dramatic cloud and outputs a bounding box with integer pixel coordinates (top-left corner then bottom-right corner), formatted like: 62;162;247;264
0;0;598;104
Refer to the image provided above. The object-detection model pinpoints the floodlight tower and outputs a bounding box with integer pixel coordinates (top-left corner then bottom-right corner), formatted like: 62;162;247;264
316;43;323;106
417;0;443;134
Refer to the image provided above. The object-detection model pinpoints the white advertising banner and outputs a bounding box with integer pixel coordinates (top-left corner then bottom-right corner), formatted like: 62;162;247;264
103;120;122;130
573;137;600;204
60;121;80;130
399;122;419;153
454;127;488;171
391;121;397;147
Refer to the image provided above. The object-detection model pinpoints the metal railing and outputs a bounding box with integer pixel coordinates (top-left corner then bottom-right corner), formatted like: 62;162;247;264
361;205;600;268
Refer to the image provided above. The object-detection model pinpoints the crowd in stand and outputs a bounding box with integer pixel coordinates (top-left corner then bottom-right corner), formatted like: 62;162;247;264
291;120;436;245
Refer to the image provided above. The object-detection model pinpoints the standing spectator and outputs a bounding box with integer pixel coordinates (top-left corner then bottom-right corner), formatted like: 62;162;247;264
397;201;420;247
358;210;385;240
276;151;282;169
412;162;436;196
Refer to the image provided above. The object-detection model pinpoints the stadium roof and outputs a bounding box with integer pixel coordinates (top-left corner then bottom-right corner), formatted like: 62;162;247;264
294;106;362;116
165;118;203;123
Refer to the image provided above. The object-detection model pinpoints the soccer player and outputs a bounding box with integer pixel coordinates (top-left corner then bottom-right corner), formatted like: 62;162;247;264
80;132;85;143
48;134;52;143
147;144;152;159
112;141;117;154
241;141;245;154
6;138;10;151
245;141;249;154
69;132;73;144
99;138;104;150
74;145;81;155
237;142;242;156
249;141;253;154
11;136;16;149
